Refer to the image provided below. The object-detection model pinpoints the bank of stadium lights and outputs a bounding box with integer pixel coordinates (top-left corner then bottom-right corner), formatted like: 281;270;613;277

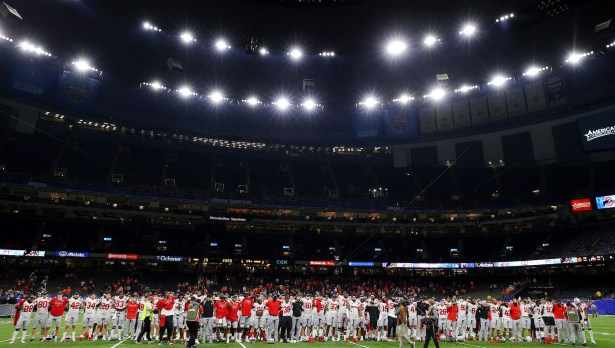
454;84;479;93
359;97;379;109
301;98;321;111
258;47;269;55
386;39;407;55
459;24;477;37
288;48;303;60
177;86;197;98
495;13;515;23
244;96;261;106
423;35;439;47
425;88;446;101
208;91;226;104
19;41;52;56
215;39;231;51
0;31;13;42
488;75;512;87
141;81;168;91
565;51;592;65
142;22;162;32
523;65;549;77
319;51;335;57
71;60;100;73
274;97;291;110
180;31;196;44
393;94;414;104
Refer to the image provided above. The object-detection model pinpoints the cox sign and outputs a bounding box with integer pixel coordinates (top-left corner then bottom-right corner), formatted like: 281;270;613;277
276;260;289;265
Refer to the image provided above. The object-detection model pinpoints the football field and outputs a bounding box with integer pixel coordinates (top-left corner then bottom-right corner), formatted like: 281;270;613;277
0;315;614;347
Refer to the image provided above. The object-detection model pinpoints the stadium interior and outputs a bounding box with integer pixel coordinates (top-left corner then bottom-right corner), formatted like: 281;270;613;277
0;0;615;346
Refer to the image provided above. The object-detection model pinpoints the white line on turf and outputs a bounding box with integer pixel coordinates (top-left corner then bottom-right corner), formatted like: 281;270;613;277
455;341;488;348
349;341;371;348
0;339;12;343
110;337;129;348
240;341;249;348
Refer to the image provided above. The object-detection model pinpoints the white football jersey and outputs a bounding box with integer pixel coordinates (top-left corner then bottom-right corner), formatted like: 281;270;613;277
84;298;99;314
68;298;82;313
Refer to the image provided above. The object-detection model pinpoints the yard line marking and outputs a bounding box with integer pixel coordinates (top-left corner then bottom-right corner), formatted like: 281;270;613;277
0;339;12;343
240;341;249;348
455;341;488;348
110;337;129;348
349;341;371;348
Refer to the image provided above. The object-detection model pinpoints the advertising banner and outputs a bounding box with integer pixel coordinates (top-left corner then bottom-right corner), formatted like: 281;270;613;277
570;198;592;212
55;71;100;113
383;107;419;139
470;96;489;125
487;92;508;120
352;110;383;141
8;58;58;102
55;251;89;258
578;112;615;152
107;253;139;260
452;100;471;128
418;106;436;133
309;260;335;267
595;195;615;210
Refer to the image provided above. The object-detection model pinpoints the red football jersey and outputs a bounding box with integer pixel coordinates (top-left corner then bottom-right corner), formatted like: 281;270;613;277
226;302;240;322
49;297;68;317
214;300;228;319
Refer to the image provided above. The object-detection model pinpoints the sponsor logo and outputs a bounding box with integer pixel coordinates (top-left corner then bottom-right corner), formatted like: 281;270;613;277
570;198;592;212
596;195;615;209
391;116;411;134
348;261;374;267
156;255;184;262
107;253;138;260
584;125;615;142
276;260;289;265
56;251;89;258
209;216;247;222
309;260;335;267
0;249;25;257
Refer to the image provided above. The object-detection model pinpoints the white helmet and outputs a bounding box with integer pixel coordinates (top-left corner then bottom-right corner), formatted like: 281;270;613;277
574;298;581;304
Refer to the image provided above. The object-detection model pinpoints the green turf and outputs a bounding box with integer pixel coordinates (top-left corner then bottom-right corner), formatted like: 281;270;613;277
0;315;614;347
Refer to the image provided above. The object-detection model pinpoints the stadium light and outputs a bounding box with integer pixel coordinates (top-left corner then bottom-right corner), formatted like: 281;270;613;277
143;21;162;32
423;35;438;47
302;98;317;111
565;51;592;65
19;41;52;56
459;23;477;36
496;13;515;23
209;91;224;103
454;84;479;93
178;86;195;98
0;31;13;42
73;60;91;72
429;88;446;101
275;97;291;110
246;96;260;106
215;39;231;51
361;97;379;108
259;47;269;55
180;31;195;44
488;75;511;87
319;51;335;57
289;48;303;60
386;39;407;55
395;94;413;104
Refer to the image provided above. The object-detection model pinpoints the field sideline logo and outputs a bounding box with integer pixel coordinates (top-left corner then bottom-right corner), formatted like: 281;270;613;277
584;125;615;142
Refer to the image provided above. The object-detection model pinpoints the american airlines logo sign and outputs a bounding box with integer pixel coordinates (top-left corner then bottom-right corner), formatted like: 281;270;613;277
584;125;615;142
570;198;592;212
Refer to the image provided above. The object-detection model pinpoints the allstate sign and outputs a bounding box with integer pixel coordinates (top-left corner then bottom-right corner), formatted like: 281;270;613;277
56;251;89;258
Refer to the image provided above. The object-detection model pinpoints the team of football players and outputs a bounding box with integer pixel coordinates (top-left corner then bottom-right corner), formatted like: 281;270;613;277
9;289;598;346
